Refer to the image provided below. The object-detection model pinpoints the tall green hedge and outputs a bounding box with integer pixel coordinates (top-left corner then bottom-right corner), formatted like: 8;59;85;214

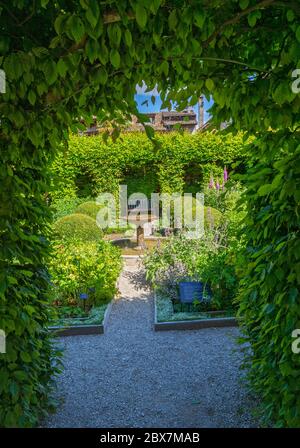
238;131;300;427
50;131;249;200
0;138;62;427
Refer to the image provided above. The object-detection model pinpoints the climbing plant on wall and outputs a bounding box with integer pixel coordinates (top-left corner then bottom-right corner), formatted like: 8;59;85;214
1;0;300;427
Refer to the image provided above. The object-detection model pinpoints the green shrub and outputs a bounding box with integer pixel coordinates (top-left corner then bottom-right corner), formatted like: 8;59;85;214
237;132;300;427
204;206;222;228
203;180;244;212
52;213;102;242
50;196;91;220
145;233;241;310
49;240;122;306
144;187;244;310
74;201;103;220
74;202;135;234
50;132;250;199
162;196;222;230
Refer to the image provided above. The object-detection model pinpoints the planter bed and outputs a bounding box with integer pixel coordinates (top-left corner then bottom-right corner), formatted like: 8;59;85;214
49;301;113;336
154;293;238;331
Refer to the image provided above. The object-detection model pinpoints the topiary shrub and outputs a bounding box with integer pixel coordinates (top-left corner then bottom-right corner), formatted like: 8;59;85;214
52;213;102;242
74;201;103;220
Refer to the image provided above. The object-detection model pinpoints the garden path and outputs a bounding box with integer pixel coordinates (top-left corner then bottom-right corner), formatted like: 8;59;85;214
44;258;256;428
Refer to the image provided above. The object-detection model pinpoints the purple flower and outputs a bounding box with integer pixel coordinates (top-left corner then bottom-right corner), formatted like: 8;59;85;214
223;166;228;183
209;176;215;189
216;180;220;190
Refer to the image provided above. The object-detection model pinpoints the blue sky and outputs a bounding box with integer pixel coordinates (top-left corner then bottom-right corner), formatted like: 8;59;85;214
134;85;213;123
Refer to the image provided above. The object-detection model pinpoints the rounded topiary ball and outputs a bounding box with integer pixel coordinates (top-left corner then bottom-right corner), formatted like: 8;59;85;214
74;201;103;220
53;213;103;242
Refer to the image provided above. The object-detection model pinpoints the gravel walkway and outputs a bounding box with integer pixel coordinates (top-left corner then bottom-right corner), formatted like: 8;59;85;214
44;258;256;428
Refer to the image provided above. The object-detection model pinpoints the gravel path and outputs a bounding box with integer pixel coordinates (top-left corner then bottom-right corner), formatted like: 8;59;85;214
44;258;256;428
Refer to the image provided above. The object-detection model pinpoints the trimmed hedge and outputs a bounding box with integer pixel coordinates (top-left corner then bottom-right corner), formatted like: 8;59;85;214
53;213;102;243
74;201;103;220
50;132;250;200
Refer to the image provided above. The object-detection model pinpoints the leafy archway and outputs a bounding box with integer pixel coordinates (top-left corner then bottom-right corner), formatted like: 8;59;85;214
1;0;299;427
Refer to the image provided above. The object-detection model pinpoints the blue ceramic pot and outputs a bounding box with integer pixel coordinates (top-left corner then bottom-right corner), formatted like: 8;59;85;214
179;281;203;303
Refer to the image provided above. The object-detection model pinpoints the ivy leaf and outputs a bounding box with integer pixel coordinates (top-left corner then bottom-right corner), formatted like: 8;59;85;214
13;111;25;127
136;5;147;28
168;10;178;30
159;60;169;77
194;10;205;28
99;41;109;65
110;49;120;68
257;184;273;196
124;29;132;47
80;0;89;9
70;15;85;43
94;67;108;85
296;26;300;44
27;122;43;147
42;60;57;85
144;125;155;139
205;78;214;90
85;39;100;63
28;90;36;106
54;14;66;35
239;0;249;10
287;10;295;22
57;59;67;77
108;24;122;48
150;0;162;14
86;0;100;29
37;82;47;96
248;11;261;28
20;352;31;363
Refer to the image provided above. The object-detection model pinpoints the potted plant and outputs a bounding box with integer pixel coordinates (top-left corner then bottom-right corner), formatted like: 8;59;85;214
178;279;203;304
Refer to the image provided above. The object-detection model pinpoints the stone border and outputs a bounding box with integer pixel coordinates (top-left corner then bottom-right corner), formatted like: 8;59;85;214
49;300;113;337
154;294;238;331
121;254;142;260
